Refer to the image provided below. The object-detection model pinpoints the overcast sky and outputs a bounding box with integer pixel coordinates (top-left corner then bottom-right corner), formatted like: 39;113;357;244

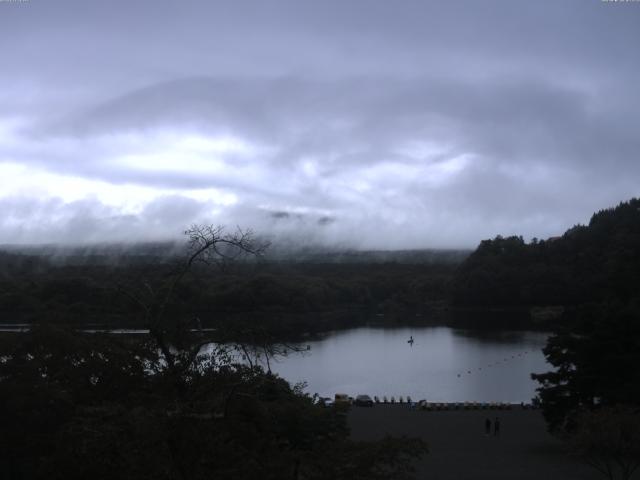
1;0;639;248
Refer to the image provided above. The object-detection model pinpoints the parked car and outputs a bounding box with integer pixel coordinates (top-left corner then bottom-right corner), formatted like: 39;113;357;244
315;396;334;407
354;395;374;407
334;393;351;405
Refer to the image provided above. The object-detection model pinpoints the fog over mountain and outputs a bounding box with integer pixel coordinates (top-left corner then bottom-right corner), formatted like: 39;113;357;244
1;0;639;248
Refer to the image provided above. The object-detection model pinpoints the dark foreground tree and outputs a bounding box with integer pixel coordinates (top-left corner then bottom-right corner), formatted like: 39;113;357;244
117;225;270;369
533;300;640;480
532;301;640;431
568;406;640;480
0;325;426;480
0;225;427;479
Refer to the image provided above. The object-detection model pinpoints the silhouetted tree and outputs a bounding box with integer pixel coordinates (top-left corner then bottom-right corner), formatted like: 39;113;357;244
568;406;640;480
118;225;269;370
532;301;640;431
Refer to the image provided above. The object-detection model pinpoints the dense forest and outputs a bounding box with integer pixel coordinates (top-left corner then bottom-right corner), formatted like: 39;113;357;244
3;199;640;334
0;247;463;335
453;198;640;309
2;198;639;334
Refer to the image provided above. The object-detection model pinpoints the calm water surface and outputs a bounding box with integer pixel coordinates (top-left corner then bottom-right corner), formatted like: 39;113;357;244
269;327;550;403
1;324;550;402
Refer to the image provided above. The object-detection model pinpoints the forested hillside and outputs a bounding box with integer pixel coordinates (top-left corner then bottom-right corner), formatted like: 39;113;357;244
0;249;459;334
453;198;640;308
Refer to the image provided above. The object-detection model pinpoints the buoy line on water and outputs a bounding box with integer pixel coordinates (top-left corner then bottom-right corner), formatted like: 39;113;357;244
456;350;531;378
404;337;535;379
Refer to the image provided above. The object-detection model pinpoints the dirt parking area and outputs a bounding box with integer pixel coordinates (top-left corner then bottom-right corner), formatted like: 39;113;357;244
348;405;603;480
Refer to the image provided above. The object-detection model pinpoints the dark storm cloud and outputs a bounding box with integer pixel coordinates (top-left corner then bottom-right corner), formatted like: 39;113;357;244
0;0;639;247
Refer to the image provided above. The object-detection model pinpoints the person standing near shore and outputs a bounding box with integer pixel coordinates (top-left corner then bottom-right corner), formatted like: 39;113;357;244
494;417;501;436
485;417;492;435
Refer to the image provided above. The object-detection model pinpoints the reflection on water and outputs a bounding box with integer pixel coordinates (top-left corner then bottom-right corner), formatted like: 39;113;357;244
269;327;550;403
0;326;217;334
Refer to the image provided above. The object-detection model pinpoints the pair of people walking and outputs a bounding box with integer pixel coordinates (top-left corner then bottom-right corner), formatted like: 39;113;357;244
484;417;500;436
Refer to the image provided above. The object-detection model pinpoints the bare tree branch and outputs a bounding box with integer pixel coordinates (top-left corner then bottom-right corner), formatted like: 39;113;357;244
116;225;269;372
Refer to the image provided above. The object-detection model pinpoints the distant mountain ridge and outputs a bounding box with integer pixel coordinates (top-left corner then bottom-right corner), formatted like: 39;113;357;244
264;247;470;264
0;242;470;267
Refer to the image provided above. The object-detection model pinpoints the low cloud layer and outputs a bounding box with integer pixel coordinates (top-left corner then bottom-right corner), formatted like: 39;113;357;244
1;0;639;248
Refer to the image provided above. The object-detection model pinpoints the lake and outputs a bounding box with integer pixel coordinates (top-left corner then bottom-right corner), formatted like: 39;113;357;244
267;326;550;403
0;323;551;403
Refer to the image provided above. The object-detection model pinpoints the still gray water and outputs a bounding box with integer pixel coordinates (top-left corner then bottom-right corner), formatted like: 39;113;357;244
268;327;550;403
0;324;550;402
